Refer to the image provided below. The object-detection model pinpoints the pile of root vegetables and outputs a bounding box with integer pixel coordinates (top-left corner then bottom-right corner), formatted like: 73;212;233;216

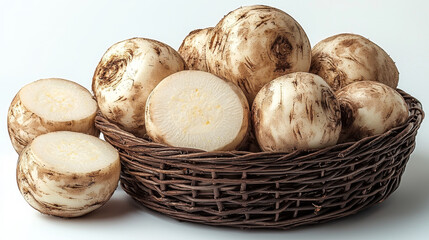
7;5;408;217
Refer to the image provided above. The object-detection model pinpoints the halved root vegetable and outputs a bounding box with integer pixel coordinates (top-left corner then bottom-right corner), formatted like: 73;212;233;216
17;131;120;218
336;81;408;142
7;78;99;154
178;27;212;71
92;38;187;138
252;72;342;152
206;5;311;103
145;70;250;151
310;33;399;91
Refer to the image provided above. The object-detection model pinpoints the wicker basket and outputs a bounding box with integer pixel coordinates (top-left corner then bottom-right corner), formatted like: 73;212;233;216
95;89;423;229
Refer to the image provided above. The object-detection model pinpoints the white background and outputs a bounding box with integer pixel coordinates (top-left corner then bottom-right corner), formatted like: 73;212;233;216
1;0;428;239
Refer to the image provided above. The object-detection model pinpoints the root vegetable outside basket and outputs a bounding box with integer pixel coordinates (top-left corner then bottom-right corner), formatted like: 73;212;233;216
336;81;409;142
310;33;399;91
92;37;187;138
252;72;342;152
178;27;213;71
17;131;120;218
145;70;250;151
7;78;99;154
205;5;311;103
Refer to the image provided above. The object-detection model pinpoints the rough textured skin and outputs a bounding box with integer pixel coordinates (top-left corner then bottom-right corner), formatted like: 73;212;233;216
252;72;341;152
206;5;311;103
92;38;187;138
16;144;120;218
7;81;99;154
336;81;408;142
310;33;399;92
178;28;212;71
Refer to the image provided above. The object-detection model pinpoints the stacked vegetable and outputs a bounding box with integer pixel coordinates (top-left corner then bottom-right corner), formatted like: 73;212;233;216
7;5;408;218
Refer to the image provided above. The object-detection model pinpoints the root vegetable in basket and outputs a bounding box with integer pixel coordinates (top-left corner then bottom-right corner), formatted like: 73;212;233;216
92;38;187;138
252;72;342;152
205;5;311;103
145;70;250;151
337;81;408;142
310;33;399;91
178;27;212;71
17;131;120;217
7;78;99;154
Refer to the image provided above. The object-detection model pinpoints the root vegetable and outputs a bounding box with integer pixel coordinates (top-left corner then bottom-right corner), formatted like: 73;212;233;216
92;37;187;138
145;70;249;151
178;27;212;71
252;72;341;152
7;78;99;154
17;131;120;217
206;5;311;103
310;33;399;91
336;81;408;142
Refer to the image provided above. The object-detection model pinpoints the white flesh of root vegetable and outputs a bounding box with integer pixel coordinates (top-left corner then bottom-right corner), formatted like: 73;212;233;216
92;38;187;138
336;81;409;142
252;72;342;152
206;5;311;103
178;27;213;71
17;131;120;218
7;78;99;154
145;70;250;151
310;33;399;92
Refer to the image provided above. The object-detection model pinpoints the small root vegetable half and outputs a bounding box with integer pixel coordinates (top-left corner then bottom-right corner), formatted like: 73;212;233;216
17;131;120;218
178;27;212;71
145;70;250;151
206;5;311;103
7;78;99;154
252;72;342;152
336;81;408;142
310;33;399;91
92;37;187;138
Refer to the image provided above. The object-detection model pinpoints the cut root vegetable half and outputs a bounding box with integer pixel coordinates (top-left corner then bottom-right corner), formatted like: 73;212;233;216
145;70;250;151
17;131;120;218
7;78;99;154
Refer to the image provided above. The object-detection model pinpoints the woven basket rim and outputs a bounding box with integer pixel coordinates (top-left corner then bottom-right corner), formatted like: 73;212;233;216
96;89;424;160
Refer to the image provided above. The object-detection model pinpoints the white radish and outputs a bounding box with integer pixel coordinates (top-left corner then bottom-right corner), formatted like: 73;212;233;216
7;78;99;154
310;33;399;91
145;70;250;151
206;5;311;103
17;131;120;218
92;38;187;138
178;27;212;71
252;72;342;152
336;81;409;142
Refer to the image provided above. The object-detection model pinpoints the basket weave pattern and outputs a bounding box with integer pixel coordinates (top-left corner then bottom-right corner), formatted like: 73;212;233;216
95;90;423;229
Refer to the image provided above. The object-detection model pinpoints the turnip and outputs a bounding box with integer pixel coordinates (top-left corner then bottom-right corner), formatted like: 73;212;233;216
206;5;311;103
145;70;249;151
252;72;341;152
17;131;120;217
336;81;408;142
92;38;187;138
7;78;99;154
178;27;212;71
310;33;399;91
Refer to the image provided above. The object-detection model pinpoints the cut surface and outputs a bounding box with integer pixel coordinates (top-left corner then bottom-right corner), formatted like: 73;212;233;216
31;131;119;173
20;78;97;122
146;70;249;151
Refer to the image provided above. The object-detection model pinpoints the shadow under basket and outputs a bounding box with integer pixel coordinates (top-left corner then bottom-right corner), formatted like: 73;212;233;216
95;89;424;229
